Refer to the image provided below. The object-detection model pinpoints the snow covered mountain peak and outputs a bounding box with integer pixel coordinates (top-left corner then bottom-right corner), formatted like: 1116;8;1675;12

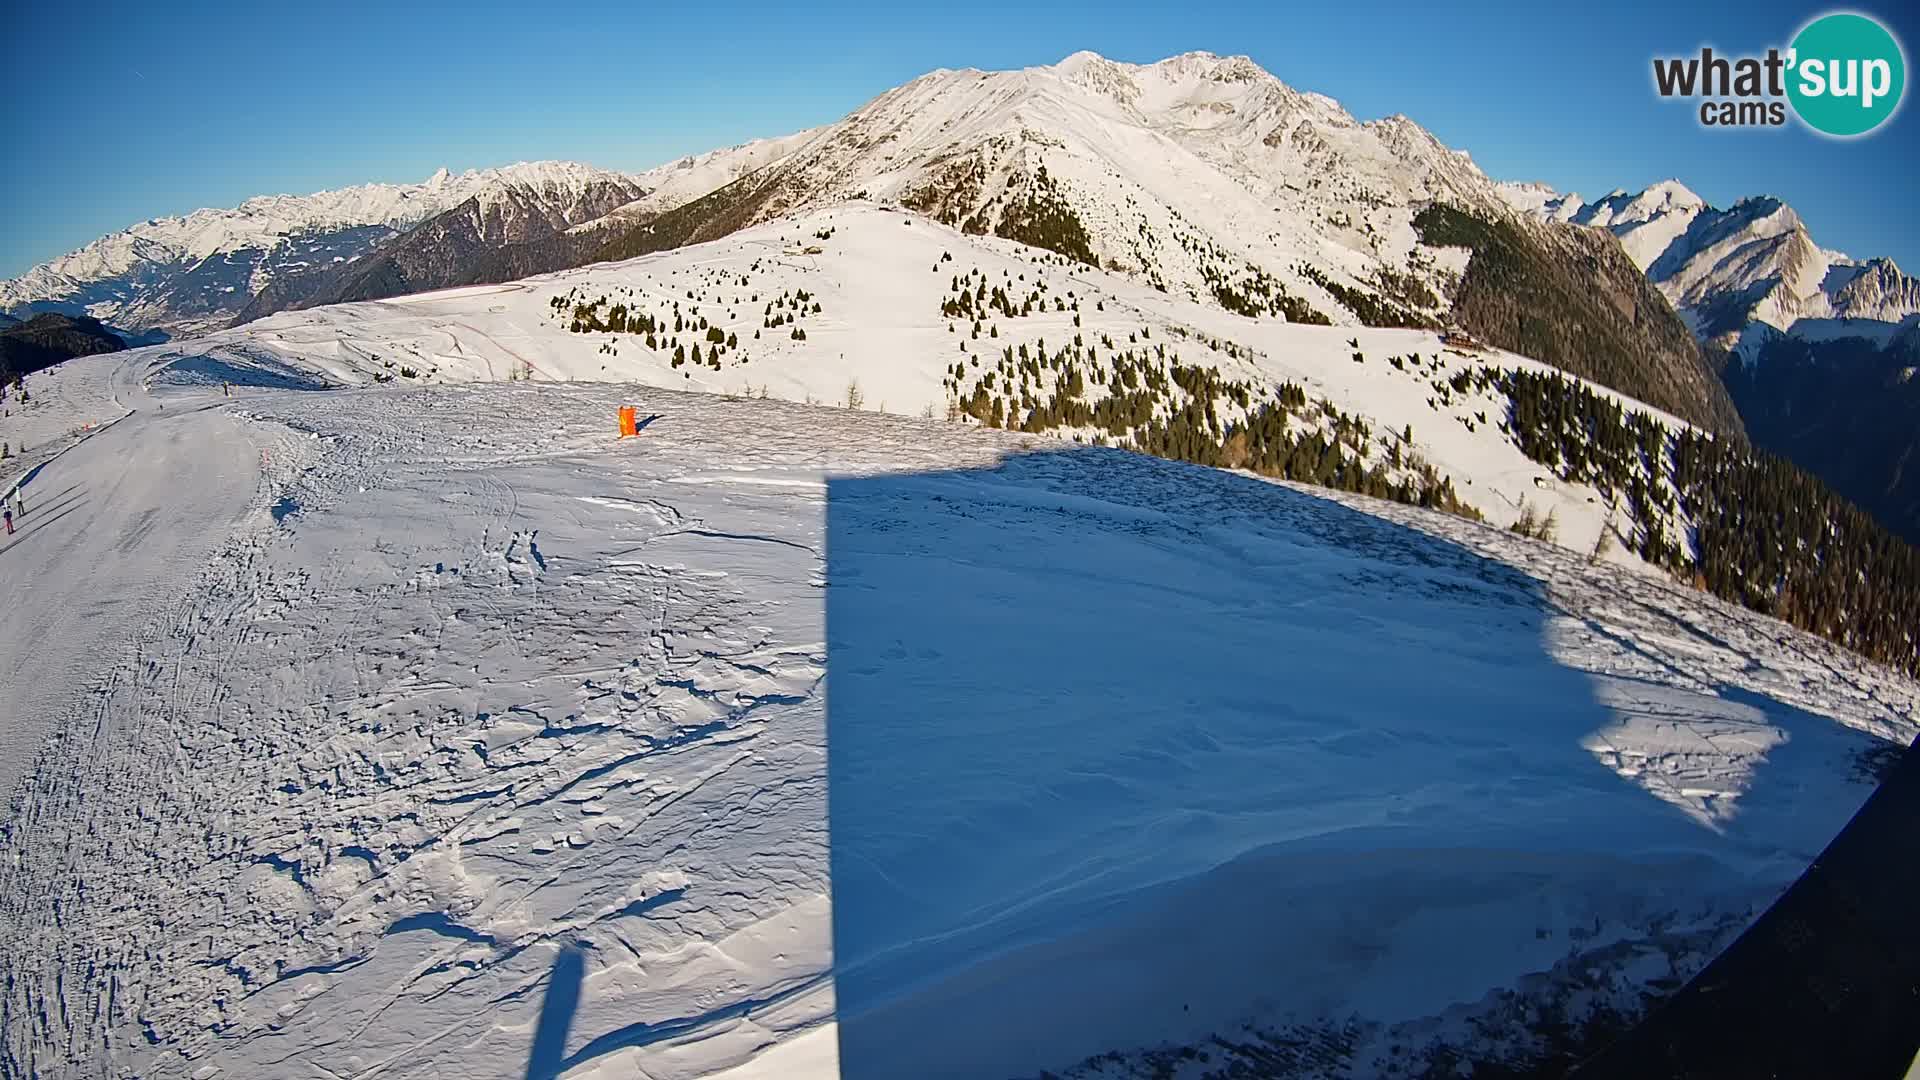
1642;178;1704;210
1052;49;1263;81
1033;49;1359;135
1049;49;1147;104
1493;180;1584;220
10;51;1529;347
579;49;1531;350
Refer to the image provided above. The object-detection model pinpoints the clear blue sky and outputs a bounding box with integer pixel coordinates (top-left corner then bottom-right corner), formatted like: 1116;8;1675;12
3;0;1915;277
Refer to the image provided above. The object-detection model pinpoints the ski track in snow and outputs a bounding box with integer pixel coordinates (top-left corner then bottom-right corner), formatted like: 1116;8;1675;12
0;355;1914;1080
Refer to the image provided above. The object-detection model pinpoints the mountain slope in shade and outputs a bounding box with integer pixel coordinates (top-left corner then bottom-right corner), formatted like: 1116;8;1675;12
1411;203;1745;438
1500;179;1920;543
0;313;126;382
1725;322;1920;545
231;170;649;322
231;136;826;325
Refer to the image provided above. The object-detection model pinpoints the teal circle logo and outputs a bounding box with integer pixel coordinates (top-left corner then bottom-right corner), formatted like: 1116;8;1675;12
1788;12;1906;136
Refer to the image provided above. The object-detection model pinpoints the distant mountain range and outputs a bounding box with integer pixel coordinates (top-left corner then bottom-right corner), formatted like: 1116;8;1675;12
0;158;763;338
1498;178;1920;349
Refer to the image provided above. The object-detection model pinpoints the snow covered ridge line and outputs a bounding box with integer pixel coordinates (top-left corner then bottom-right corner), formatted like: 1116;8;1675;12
591;49;1516;332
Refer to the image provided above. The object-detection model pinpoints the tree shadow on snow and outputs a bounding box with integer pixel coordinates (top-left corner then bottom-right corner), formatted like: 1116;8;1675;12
823;444;1895;1079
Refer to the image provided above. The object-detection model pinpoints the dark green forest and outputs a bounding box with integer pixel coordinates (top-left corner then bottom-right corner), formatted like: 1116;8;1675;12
1498;367;1920;678
1720;329;1920;547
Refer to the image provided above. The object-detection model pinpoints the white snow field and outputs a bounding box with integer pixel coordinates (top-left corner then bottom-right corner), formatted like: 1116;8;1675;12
0;339;1913;1080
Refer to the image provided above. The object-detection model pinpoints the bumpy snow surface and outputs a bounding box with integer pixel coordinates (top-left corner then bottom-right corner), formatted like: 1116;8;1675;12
1;347;1916;1080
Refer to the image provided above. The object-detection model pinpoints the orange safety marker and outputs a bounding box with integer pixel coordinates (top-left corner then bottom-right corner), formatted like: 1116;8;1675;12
618;405;638;437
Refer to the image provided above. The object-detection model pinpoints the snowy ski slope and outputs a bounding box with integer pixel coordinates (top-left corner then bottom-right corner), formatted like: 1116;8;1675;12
0;341;1914;1078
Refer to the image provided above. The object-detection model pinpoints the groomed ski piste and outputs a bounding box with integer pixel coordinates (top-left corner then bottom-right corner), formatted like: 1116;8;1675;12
2;209;1917;1080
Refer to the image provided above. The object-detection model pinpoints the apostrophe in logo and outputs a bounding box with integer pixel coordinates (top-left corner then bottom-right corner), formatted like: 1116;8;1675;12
1651;10;1906;137
1787;12;1905;136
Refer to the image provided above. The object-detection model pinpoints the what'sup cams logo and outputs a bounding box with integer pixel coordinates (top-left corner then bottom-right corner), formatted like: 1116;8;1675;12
1653;11;1906;136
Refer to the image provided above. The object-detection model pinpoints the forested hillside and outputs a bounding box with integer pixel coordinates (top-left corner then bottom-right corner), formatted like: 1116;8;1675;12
1414;205;1746;439
1721;328;1920;547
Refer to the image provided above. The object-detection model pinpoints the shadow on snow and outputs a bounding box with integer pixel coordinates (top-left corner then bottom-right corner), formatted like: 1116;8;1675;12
523;943;584;1080
820;444;1889;1079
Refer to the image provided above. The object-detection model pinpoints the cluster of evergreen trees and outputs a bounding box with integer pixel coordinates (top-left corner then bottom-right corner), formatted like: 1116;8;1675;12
1293;262;1437;330
991;165;1098;268
763;288;820;330
1204;260;1330;325
940;322;1476;521
1369;266;1443;314
1494;367;1920;677
1672;430;1920;676
548;280;773;374
1722;330;1920;547
940;266;1083;323
898;153;992;230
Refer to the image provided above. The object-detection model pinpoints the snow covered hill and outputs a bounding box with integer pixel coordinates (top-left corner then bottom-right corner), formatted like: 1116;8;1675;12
179;204;1707;569
0;345;1913;1079
4;45;1918;1080
1499;179;1920;348
134;204;1920;681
